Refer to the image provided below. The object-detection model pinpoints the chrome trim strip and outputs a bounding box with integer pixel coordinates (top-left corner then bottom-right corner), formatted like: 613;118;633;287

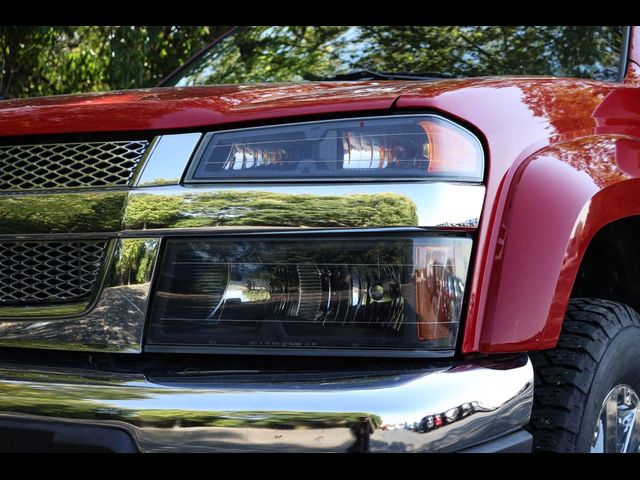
123;183;484;231
0;238;161;352
0;183;483;235
0;355;533;452
184;114;485;183
135;133;202;187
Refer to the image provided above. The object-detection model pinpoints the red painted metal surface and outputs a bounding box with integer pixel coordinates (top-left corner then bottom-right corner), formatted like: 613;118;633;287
0;83;409;136
2;31;640;354
393;68;640;352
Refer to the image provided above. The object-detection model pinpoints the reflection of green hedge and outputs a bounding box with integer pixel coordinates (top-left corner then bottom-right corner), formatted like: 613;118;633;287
0;189;418;232
0;381;382;430
0;190;418;234
124;191;418;229
0;193;125;234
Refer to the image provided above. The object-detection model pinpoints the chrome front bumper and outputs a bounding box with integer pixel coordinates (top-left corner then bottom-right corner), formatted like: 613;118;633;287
0;354;533;452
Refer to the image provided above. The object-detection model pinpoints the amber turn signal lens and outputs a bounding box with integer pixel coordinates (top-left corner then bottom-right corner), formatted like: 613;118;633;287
419;120;482;177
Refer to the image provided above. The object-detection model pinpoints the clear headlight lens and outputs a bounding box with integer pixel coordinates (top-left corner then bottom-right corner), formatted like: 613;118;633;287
147;236;472;356
187;115;483;182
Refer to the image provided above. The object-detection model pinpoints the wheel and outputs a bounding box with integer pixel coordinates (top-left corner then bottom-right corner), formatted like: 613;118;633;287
529;298;640;452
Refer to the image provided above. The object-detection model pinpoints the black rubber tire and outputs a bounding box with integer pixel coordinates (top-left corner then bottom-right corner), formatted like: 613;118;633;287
529;298;640;452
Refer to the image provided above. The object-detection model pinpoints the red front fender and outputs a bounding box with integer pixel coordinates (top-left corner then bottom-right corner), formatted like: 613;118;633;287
464;135;640;352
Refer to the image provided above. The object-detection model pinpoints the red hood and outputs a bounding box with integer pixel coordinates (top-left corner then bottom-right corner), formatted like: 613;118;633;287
0;82;422;137
0;78;536;137
0;76;623;143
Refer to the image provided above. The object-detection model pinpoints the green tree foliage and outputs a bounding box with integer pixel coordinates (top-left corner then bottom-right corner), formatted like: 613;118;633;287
0;26;229;98
172;26;623;87
1;26;623;99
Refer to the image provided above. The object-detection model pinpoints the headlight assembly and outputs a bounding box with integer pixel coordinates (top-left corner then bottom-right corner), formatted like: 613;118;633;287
146;235;472;356
186;115;483;182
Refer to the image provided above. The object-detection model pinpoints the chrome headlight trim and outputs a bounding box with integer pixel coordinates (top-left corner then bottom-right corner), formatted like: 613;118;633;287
0;183;484;236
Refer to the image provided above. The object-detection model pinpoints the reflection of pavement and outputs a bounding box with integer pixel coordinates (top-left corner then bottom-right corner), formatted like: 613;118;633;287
139;426;355;453
0;283;149;351
136;426;429;452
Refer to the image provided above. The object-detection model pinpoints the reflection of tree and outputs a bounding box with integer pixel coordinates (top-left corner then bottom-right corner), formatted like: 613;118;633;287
0;381;148;421
174;27;348;85
355;26;621;79
124;191;418;229
135;410;383;430
516;79;608;136
0;193;125;234
535;136;628;189
114;240;157;285
0;378;382;430
173;26;623;86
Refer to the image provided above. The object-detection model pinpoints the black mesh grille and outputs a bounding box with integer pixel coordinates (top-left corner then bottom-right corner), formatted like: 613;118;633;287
0;141;148;190
0;241;108;305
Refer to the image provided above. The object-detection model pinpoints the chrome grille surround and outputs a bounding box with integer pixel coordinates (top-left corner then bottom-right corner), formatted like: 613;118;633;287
0;131;485;353
0;140;149;191
0;240;108;306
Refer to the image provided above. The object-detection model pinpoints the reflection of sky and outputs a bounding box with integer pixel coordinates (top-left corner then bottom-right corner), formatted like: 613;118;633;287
138;133;201;186
419;184;484;225
332;28;366;67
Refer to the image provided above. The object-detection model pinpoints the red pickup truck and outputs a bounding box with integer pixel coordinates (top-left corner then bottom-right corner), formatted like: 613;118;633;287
0;26;637;453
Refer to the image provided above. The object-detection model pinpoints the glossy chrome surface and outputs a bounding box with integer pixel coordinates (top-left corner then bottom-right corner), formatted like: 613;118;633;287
0;354;533;452
135;133;202;187
0;238;160;352
123;183;484;231
0;191;126;236
591;384;640;453
0;183;483;236
10;61;639;358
